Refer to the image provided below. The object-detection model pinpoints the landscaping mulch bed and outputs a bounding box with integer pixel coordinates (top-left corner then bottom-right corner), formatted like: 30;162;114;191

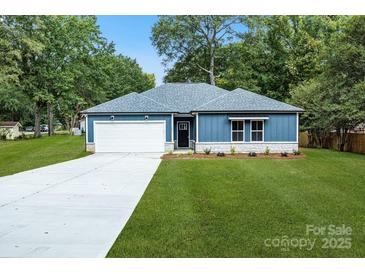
161;152;305;160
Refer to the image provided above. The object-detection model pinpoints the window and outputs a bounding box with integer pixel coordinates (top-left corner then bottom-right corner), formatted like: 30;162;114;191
179;123;188;130
251;120;264;142
231;120;244;142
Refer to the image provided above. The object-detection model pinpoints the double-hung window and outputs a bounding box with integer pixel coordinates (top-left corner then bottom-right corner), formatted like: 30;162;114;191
251;120;264;142
231;120;244;142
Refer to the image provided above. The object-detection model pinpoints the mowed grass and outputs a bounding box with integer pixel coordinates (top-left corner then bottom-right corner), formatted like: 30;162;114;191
0;135;90;177
108;149;365;257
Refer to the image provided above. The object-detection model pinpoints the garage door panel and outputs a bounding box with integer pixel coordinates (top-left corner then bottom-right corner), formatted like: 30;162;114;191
94;122;165;152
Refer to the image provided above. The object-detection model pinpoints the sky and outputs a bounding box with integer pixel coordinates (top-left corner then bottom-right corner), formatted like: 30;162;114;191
97;16;165;85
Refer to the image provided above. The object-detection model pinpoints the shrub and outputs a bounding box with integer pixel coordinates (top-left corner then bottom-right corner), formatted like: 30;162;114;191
167;150;173;155
203;147;211;155
217;152;225;157
248;152;257;157
281;151;288;157
293;149;301;155
264;146;270;155
230;146;236;155
188;149;193;155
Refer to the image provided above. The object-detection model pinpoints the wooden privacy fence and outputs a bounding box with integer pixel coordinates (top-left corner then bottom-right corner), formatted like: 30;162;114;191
299;132;365;154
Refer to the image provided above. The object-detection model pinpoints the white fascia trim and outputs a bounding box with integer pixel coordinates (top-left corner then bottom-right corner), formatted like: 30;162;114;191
229;117;269;120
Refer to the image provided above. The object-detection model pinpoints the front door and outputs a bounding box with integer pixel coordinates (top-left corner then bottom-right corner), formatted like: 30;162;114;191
177;121;189;148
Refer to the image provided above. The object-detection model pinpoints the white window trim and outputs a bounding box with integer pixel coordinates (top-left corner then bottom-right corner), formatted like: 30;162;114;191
250;120;264;142
177;121;190;148
231;120;245;143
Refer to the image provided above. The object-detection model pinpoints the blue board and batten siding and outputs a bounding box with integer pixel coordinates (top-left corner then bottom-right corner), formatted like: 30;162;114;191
87;114;172;143
87;113;297;144
198;113;297;142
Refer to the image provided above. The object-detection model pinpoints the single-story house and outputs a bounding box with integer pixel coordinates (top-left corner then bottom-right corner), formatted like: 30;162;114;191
0;121;22;140
82;83;304;153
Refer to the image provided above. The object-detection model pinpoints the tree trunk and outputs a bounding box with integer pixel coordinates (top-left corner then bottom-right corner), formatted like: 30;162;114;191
209;47;215;86
47;102;54;136
337;128;348;152
34;103;41;138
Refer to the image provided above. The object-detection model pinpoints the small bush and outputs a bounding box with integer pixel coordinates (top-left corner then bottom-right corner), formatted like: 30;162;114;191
264;146;270;155
248;152;257;157
217;152;225;157
281;151;288;157
203;147;211;155
293;149;301;155
188;149;193;155
167;150;173;155
230;146;236;155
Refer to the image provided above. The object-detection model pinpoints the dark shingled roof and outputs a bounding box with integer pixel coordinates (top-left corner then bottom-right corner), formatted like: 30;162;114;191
82;84;303;114
0;121;20;127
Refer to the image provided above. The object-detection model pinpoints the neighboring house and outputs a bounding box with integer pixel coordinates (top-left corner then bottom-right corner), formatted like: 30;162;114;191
0;121;22;140
82;83;304;153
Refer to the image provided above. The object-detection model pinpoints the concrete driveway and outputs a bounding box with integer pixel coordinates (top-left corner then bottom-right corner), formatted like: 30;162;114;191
0;153;162;257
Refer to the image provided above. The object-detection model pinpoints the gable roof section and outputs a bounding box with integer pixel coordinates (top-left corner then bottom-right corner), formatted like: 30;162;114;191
83;92;174;113
141;83;229;113
194;88;303;112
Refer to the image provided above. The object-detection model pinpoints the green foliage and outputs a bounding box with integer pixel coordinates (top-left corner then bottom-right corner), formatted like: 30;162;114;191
230;146;236;155
290;16;365;148
0;16;155;134
203;147;211;155
152;16;243;85
264;146;270;155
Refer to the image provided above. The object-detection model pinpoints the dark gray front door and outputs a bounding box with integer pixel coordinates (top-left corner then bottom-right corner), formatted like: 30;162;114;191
178;122;189;148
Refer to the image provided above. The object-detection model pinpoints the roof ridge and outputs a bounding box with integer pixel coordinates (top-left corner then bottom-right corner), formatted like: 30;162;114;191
193;91;231;110
138;93;174;111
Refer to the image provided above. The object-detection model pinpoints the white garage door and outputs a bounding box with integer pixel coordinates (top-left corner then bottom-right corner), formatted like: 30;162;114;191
94;121;165;152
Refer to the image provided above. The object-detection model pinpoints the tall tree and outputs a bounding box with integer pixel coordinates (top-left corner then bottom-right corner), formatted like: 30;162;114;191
152;16;243;85
291;16;365;151
1;16;156;137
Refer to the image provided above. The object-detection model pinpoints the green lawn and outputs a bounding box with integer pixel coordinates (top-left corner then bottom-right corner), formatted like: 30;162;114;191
0;135;90;177
108;149;365;258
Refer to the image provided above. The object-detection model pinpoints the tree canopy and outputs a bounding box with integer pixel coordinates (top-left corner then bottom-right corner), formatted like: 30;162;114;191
0;16;155;136
153;15;365;151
